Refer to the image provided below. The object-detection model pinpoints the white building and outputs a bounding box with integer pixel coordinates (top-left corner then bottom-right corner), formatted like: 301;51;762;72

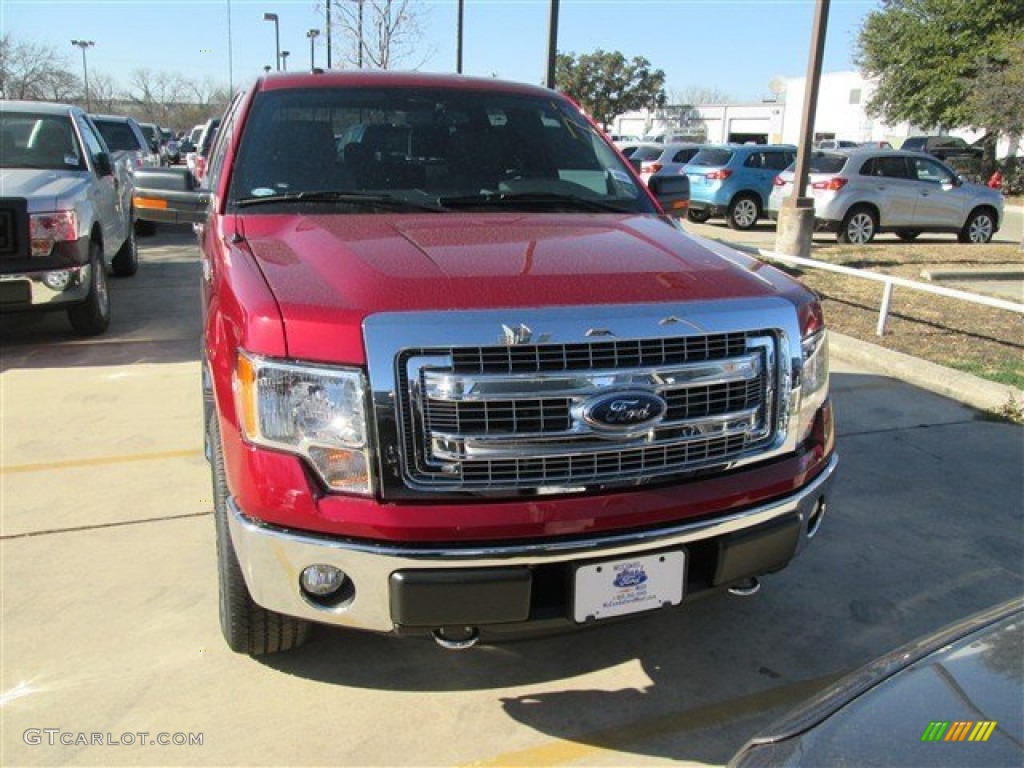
781;71;910;146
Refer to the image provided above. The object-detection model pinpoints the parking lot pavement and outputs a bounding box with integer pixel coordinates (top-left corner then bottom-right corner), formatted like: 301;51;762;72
2;228;1021;766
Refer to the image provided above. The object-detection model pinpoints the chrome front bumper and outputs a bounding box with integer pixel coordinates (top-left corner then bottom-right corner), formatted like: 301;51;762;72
0;264;92;308
228;453;837;633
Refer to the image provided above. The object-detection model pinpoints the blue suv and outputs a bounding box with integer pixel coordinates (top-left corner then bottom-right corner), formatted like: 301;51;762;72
684;144;796;230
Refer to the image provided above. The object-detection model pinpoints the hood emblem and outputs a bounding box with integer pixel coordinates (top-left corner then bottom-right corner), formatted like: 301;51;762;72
580;390;667;432
500;323;550;346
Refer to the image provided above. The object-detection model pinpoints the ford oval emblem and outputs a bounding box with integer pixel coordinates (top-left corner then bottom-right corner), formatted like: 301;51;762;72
582;390;667;432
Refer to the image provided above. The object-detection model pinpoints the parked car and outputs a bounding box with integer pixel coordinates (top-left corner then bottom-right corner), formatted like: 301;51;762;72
137;122;165;164
130;70;833;656
767;148;1003;244
90;114;157;173
0;100;137;335
730;598;1023;767
91;114;161;235
633;142;703;184
901;135;983;162
684;144;797;229
815;139;859;150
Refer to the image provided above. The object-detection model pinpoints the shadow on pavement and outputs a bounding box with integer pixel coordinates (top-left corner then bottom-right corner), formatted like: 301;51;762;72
0;225;202;371
261;371;1024;764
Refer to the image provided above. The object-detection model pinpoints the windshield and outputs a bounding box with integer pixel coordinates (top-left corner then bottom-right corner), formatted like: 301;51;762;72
0;113;85;171
786;152;848;174
687;148;733;167
95;120;142;152
228;87;653;214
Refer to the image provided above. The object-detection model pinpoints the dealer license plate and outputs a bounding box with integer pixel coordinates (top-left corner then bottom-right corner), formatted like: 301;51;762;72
573;550;685;623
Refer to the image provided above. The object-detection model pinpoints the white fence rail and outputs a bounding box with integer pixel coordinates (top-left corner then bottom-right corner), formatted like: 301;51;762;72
757;249;1024;336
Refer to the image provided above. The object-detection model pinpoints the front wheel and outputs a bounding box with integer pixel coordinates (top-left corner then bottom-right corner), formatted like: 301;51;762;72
727;194;760;230
210;415;311;655
67;242;110;336
837;206;877;244
958;209;995;244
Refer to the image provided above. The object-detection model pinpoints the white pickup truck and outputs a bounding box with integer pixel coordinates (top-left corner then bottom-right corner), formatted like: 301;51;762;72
0;100;137;336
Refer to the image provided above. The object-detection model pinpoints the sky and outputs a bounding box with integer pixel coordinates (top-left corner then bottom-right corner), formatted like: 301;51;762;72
2;0;881;102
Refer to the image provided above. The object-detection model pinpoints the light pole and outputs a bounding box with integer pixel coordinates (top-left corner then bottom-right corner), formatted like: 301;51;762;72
544;0;559;89
307;28;320;70
70;40;95;111
456;0;464;74
281;50;290;71
263;12;280;71
347;0;364;69
325;0;332;68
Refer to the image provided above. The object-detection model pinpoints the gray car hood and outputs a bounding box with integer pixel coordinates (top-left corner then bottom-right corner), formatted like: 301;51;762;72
0;169;89;212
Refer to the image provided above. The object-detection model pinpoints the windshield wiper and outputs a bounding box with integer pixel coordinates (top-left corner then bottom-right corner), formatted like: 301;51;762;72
437;191;630;213
235;190;444;212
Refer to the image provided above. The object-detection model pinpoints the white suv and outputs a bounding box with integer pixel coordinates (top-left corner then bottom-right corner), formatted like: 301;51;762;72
768;148;1003;244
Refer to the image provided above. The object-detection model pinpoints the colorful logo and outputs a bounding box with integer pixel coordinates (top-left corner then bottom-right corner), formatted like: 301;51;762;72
613;565;648;588
921;721;997;742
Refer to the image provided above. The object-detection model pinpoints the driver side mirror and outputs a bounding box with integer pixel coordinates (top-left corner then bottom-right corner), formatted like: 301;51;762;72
94;152;114;177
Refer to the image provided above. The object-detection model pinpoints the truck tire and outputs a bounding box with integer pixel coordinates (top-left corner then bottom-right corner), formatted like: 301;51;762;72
111;221;138;277
67;242;111;336
210;415;311;655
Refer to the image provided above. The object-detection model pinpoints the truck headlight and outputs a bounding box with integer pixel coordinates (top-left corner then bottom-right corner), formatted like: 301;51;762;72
796;327;829;443
235;353;372;495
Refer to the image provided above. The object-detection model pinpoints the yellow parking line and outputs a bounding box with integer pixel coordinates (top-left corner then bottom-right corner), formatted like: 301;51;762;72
0;448;203;475
464;672;842;767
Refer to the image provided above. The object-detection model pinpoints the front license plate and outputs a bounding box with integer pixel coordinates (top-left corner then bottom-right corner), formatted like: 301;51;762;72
573;550;685;623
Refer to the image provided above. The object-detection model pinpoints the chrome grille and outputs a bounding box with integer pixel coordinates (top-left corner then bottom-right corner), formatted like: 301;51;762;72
396;331;779;492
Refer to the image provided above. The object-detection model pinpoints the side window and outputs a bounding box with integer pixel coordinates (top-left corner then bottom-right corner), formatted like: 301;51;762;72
859;158;877;176
743;152;764;169
876;156;910;179
762;151;791;171
671;148;692;163
911;157;952;184
74;114;104;172
206;93;244;189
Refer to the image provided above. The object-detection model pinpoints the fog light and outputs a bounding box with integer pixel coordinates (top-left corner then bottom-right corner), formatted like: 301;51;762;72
43;269;72;291
300;564;346;596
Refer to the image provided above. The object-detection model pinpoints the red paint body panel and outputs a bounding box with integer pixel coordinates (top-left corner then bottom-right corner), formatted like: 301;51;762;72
238;212;811;364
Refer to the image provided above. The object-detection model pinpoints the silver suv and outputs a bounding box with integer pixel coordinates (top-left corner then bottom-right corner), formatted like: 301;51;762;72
768;148;1003;244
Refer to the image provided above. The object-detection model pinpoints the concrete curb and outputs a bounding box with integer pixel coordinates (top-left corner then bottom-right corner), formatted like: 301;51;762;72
829;331;1024;414
922;267;1024;281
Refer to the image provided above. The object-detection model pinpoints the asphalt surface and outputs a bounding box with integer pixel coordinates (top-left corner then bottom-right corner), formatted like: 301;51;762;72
2;225;1022;767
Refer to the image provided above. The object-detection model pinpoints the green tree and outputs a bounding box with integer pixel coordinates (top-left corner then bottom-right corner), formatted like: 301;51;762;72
555;50;666;130
968;33;1024;141
856;0;1024;132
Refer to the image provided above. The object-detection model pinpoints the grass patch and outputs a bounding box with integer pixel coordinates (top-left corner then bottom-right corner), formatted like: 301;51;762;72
771;242;1024;391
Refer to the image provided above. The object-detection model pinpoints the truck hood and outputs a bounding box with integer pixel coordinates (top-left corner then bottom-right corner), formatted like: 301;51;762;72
240;212;803;361
0;169;88;211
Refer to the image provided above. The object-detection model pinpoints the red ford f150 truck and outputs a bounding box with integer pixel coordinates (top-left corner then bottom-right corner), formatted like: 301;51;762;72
133;71;836;655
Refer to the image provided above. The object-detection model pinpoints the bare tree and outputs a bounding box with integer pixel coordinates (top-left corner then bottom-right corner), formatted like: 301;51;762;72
86;72;122;114
329;0;433;70
0;34;80;101
127;68;187;124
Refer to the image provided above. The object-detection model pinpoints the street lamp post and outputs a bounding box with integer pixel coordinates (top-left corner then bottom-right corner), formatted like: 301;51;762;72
456;0;464;74
281;50;290;71
347;0;365;69
263;12;280;71
307;28;320;70
70;40;95;111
